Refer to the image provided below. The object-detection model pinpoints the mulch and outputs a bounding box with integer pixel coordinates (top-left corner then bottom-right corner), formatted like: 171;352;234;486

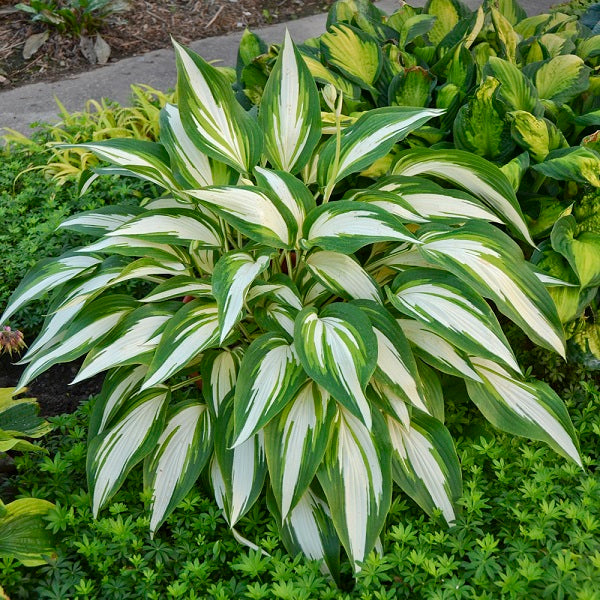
0;355;104;416
0;0;335;88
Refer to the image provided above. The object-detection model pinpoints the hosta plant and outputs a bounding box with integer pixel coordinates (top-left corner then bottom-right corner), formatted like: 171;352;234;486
1;34;582;576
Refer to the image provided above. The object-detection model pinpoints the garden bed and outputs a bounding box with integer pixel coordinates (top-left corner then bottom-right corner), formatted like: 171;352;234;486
0;0;335;88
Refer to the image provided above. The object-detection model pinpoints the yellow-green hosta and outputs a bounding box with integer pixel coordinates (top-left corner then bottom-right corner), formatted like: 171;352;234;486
1;32;581;578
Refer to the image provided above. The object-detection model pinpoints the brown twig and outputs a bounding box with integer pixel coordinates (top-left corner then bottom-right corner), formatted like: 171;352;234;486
204;5;224;29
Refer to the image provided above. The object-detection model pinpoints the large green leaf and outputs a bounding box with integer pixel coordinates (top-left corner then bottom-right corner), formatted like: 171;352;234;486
317;407;392;570
143;300;220;389
388;268;520;372
387;409;461;525
174;41;263;173
534;54;590;104
317;107;444;187
88;386;169;515
466;357;581;465
294;303;377;428
419;222;566;356
212;251;271;342
186;186;297;248
265;381;336;518
551;215;600;288
233;333;305;446
425;0;470;45
259;31;321;173
0;499;55;567
144;401;213;534
392;148;534;245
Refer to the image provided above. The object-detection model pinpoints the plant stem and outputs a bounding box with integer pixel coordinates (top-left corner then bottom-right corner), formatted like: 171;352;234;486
171;375;202;392
323;93;344;203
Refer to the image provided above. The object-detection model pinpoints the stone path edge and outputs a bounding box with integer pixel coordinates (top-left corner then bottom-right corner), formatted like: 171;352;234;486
1;0;555;137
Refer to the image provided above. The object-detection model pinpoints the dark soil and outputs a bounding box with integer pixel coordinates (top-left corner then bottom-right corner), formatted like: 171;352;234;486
0;354;103;416
0;0;335;89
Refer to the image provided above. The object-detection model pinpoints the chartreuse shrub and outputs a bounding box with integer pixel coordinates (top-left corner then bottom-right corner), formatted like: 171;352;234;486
0;389;54;569
236;0;600;366
0;33;583;575
1;362;599;598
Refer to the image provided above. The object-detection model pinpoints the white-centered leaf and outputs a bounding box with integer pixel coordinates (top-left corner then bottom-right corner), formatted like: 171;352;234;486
393;148;534;245
398;318;481;381
143;300;220;389
258;30;321;173
1;253;101;323
317;107;444;187
88;386;169;516
73;303;179;384
303;201;416;254
213;397;267;525
387;410;462;525
466;357;581;466
174;40;263;173
109;257;189;286
77;235;182;263
265;381;335;518
186;186;296;248
317;407;392;571
144;401;212;534
388;268;520;373
201;348;244;417
420;222;565;356
233;333;305;446
89;365;148;438
306;250;382;303
140;275;213;303
106;209;222;247
212;251;271;343
58;205;143;237
294;303;377;428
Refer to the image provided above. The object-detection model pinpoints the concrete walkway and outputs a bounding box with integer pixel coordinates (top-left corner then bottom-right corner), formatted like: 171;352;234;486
0;0;557;137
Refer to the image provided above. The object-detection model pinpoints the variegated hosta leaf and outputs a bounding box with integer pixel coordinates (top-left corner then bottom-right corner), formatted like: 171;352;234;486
233;333;305;446
392;148;534;245
387;409;462;525
58;205;143;237
258;30;321;173
306;250;382;303
366;243;437;277
398;319;481;382
367;176;502;224
78;235;183;263
22;259;127;361
265;381;336;518
317;407;392;571
64;139;178;190
186;186;297;249
1;252;101;324
346;189;424;223
417;360;445;423
201;347;243;417
213;397;267;526
294;303;377;428
142;300;220;389
89;365;148;438
247;274;303;311
144;401;212;534
254;167;315;240
109;257;189;286
140;275;213;303
317;107;444;187
267;485;340;580
466;357;581;465
73;302;180;384
419;222;565;356
160;102;234;188
174;40;263;173
212;251;271;343
302;201;416;254
16;295;137;391
88;386;170;516
354;301;426;411
388;268;520;373
106;209;222;248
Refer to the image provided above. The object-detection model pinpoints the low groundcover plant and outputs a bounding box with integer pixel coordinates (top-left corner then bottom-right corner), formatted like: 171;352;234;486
1;32;582;578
